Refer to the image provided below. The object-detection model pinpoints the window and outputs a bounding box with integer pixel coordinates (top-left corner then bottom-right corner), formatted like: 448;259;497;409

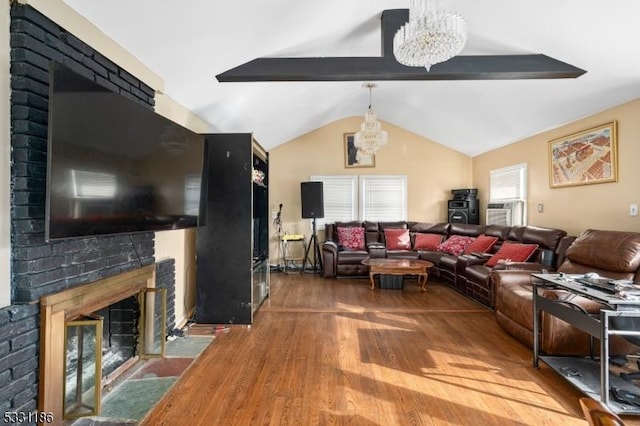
489;163;527;225
359;175;407;221
309;175;407;228
308;175;357;228
490;163;527;202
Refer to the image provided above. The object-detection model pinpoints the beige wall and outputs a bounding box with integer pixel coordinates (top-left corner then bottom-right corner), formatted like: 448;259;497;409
473;98;640;236
153;94;208;327
268;116;473;264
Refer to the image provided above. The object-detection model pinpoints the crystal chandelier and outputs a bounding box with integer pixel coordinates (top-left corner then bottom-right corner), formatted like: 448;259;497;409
354;83;388;156
393;0;467;71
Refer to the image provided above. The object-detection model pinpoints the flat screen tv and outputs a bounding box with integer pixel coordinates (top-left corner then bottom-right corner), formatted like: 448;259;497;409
46;62;205;240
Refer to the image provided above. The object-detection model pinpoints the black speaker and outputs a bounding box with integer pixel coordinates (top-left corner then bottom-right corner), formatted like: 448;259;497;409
301;182;324;219
447;199;479;224
448;209;469;224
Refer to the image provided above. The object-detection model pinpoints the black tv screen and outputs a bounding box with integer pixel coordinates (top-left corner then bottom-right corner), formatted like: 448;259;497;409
46;62;205;240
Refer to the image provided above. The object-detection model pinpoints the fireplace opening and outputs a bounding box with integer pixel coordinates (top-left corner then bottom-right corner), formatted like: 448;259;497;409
40;265;166;421
98;297;139;381
64;297;141;418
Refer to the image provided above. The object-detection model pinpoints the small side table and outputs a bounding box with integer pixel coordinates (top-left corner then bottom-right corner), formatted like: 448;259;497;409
281;235;305;273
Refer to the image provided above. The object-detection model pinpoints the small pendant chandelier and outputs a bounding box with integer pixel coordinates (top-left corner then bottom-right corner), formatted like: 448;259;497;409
354;83;388;156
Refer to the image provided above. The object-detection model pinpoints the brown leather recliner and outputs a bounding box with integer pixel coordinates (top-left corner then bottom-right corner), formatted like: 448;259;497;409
322;221;386;278
492;229;640;355
460;225;568;309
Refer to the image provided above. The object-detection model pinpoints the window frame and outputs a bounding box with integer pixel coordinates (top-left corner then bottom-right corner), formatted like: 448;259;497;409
358;175;408;222
308;175;357;229
309;174;408;229
489;162;528;224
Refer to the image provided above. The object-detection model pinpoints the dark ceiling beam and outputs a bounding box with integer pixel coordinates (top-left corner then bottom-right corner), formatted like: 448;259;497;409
216;9;586;82
216;55;585;82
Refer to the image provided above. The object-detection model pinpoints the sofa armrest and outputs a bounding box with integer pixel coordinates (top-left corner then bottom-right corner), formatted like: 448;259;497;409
322;241;338;278
323;240;338;254
459;254;489;267
493;261;547;272
367;242;386;258
491;269;538;296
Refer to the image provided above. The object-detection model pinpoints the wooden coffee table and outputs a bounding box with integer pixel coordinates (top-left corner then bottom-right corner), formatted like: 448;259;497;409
361;258;434;291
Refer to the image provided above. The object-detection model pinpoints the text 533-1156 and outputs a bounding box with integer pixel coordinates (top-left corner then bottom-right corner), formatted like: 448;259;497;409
3;411;54;424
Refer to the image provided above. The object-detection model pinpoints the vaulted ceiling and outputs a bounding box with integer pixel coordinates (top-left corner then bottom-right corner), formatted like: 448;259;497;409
63;1;640;156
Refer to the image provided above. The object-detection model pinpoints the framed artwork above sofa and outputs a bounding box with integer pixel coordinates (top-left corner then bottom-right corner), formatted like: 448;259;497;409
548;121;618;188
344;133;375;168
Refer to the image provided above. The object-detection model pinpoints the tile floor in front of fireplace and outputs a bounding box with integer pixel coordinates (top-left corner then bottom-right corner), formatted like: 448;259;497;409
72;335;215;426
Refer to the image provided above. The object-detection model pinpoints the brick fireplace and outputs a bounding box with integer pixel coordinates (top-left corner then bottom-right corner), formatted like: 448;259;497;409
1;4;177;419
39;265;166;420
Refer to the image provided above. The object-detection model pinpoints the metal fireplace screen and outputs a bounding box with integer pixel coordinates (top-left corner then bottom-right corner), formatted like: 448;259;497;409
62;287;166;420
64;315;103;419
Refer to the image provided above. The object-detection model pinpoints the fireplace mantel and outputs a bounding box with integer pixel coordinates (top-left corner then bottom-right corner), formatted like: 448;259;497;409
38;265;157;424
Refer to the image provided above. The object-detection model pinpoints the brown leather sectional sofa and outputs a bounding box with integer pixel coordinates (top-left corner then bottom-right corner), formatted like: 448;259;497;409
323;222;640;356
492;229;640;355
321;221;567;308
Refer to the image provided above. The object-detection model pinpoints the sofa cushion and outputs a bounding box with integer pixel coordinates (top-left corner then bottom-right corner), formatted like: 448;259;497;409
413;233;443;250
336;249;369;264
438;254;459;271
448;223;486;237
386;250;420;260
437;235;475;256
331;221;361;242
564;229;640;273
486;242;538;267
463;235;499;254
409;222;450;235
418;250;447;265
507;226;527;242
337;226;365;250
384;228;411;250
484;225;511;241
521;226;567;249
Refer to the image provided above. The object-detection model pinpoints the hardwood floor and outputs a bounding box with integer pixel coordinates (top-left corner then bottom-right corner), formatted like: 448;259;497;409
141;273;639;425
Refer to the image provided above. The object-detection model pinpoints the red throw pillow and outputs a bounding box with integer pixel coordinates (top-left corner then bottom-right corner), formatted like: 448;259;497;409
413;233;443;250
384;228;411;250
337;227;365;250
436;235;475;256
463;235;499;255
485;242;539;267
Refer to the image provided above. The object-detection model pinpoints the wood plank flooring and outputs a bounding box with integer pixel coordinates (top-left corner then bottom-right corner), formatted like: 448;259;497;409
141;273;640;425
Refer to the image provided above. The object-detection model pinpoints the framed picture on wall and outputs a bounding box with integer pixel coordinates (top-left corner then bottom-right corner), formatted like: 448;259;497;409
344;133;375;168
548;121;618;188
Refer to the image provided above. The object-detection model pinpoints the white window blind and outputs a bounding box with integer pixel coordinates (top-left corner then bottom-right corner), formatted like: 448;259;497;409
359;175;407;221
489;163;527;202
310;175;407;228
309;175;357;228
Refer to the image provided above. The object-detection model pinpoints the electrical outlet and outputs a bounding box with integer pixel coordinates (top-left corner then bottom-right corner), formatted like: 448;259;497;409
537;203;544;213
272;211;278;219
630;204;639;217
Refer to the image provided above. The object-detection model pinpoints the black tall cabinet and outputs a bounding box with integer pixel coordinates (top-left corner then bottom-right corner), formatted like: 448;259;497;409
195;133;270;324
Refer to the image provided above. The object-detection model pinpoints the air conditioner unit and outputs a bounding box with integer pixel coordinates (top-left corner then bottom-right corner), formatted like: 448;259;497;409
486;201;524;226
